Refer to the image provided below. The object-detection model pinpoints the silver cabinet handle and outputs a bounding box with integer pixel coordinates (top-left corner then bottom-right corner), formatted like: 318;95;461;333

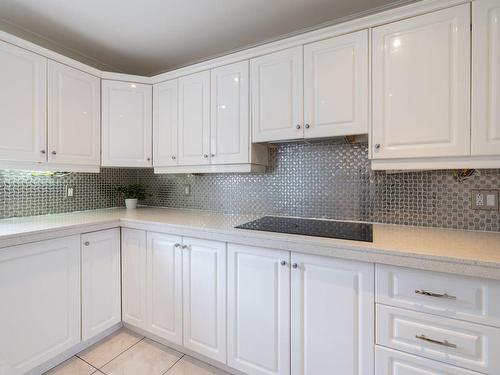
374;144;381;150
84;241;90;246
296;124;301;129
292;263;298;269
174;243;181;248
415;334;457;348
147;157;151;161
40;150;46;154
415;290;456;300
280;260;287;266
182;245;189;249
305;124;310;129
171;156;176;160
211;154;215;157
203;154;209;158
51;151;57;155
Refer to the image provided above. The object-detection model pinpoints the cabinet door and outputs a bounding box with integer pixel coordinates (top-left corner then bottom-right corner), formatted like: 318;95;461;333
48;61;100;166
251;47;303;142
81;228;121;341
146;232;183;345
227;244;290;375
211;61;250;164
0;40;47;163
153;79;178;166
101;80;152;167
182;237;226;362
0;236;80;374
178;71;211;165
304;30;368;138
122;228;147;329
372;4;470;159
472;0;500;155
291;253;374;375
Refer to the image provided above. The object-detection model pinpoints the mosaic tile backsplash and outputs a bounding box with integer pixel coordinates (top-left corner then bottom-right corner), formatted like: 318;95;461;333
1;140;499;232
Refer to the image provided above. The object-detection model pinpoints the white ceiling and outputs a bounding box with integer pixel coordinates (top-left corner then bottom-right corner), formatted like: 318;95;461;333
0;0;413;76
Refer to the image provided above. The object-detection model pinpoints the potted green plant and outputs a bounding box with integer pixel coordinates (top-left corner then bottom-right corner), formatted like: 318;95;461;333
116;184;147;209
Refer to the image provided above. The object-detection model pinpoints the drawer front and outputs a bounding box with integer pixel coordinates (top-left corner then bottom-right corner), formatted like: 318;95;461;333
376;264;500;327
377;305;500;374
376;346;484;375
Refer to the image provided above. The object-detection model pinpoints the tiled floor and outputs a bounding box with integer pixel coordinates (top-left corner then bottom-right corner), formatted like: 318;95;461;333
43;329;230;375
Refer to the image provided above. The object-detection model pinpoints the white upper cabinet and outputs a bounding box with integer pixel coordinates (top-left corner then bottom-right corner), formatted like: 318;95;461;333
472;0;500;156
372;4;471;159
227;244;290;375
291;253;374;375
153;79;178;167
251;47;304;142
48;61;100;167
304;30;368;138
102;80;152;167
182;237;226;362
81;229;121;341
146;232;183;345
211;61;250;164
0;40;47;163
178;71;211;165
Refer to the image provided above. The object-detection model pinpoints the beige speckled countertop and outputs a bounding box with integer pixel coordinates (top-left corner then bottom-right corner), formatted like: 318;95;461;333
1;207;500;279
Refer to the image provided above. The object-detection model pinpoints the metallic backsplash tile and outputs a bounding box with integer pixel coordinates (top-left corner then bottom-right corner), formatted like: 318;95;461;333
1;140;499;232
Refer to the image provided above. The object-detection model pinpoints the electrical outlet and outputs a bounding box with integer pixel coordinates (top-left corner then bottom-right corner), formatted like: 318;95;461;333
471;189;498;210
66;186;75;199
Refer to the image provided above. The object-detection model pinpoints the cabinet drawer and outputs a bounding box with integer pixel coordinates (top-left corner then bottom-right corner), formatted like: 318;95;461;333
376;264;500;327
377;305;500;374
376;346;484;375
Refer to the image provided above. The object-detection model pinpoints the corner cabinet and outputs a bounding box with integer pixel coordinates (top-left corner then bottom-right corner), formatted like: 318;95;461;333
472;0;500;156
101;80;153;167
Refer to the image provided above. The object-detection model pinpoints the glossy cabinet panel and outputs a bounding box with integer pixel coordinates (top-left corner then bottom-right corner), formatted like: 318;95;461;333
153;79;179;166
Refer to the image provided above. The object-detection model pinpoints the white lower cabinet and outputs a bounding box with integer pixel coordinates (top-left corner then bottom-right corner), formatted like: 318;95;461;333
81;228;121;341
291;253;374;375
182;237;227;362
227;244;290;375
122;228;147;329
146;232;183;345
0;236;81;374
376;346;483;375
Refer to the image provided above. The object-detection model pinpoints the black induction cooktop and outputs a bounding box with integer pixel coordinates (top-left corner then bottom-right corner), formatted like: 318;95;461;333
235;216;373;242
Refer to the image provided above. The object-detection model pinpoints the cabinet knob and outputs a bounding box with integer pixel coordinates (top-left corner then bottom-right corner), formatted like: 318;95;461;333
305;124;310;129
40;150;46;154
171;156;176;160
296;124;301;130
374;144;381;150
280;260;287;266
147;157;151;161
203;154;209;158
292;263;298;269
84;241;90;246
182;245;189;250
51;151;57;155
211;154;215;157
174;243;181;248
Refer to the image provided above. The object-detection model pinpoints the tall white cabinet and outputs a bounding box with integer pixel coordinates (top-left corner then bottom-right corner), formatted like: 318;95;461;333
371;4;471;160
48;61;100;167
101;80;153;167
0;236;81;374
153;79;179;166
472;0;500;155
291;253;374;375
0;40;47;163
81;229;121;341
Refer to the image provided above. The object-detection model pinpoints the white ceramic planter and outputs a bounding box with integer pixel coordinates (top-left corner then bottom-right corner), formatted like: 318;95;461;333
125;198;138;209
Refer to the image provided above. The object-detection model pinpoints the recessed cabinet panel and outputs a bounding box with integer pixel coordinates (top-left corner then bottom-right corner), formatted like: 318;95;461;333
146;232;183;345
0;236;80;374
291;253;374;375
153;79;178;166
472;0;500;155
0;40;47;163
251;47;303;142
122;228;147;329
102;80;152;167
48;61;100;166
304;30;368;138
372;4;471;159
227;244;290;375
178;71;211;166
211;61;249;164
182;237;226;362
81;229;121;341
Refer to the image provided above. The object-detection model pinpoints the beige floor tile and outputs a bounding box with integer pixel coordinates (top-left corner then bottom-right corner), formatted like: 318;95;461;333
44;356;96;375
100;338;182;375
166;356;230;375
77;329;143;368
